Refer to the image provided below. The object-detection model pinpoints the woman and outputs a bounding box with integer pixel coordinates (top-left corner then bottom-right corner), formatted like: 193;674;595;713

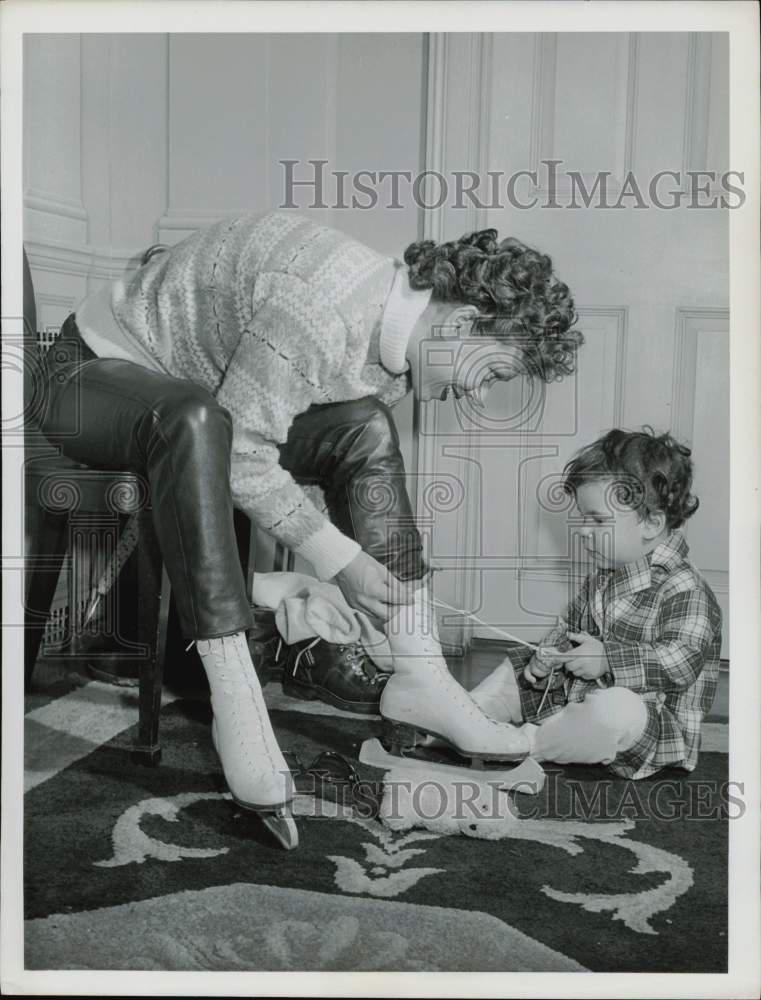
40;212;582;848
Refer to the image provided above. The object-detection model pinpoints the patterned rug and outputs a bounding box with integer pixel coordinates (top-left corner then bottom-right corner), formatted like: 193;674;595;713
23;680;729;973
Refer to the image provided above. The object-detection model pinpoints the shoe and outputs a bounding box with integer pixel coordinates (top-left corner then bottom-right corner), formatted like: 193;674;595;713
282;637;388;715
380;590;529;763
196;632;298;849
247;606;286;685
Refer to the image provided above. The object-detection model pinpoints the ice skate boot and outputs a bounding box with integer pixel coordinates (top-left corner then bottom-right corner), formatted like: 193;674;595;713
380;591;529;766
197;632;298;850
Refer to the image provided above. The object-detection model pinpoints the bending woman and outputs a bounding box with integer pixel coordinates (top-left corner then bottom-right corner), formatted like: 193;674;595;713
40;212;582;847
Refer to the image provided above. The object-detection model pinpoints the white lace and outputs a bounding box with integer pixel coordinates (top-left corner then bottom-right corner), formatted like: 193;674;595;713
199;634;284;777
291;637;320;675
431;597;539;651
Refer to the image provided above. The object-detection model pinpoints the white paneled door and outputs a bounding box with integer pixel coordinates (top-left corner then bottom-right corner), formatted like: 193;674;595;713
418;33;729;657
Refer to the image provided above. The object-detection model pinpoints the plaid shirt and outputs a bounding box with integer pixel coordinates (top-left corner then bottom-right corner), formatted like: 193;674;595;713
514;531;723;779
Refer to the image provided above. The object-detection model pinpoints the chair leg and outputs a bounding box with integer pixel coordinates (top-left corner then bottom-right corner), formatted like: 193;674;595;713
24;502;69;689
132;510;169;766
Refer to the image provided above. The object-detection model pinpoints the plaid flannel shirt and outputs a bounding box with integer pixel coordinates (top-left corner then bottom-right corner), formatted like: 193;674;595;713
513;531;722;779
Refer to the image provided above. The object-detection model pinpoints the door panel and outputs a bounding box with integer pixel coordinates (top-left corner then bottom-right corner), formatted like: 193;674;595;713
418;32;729;657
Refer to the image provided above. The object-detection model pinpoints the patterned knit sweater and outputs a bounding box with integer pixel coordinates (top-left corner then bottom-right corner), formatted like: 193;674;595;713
75;212;432;580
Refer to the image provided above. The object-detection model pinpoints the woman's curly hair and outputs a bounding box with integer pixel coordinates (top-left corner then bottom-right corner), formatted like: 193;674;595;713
404;228;583;382
562;427;700;529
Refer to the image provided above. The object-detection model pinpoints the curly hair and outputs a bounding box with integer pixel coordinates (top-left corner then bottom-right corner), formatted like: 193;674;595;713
562;427;700;529
404;228;583;382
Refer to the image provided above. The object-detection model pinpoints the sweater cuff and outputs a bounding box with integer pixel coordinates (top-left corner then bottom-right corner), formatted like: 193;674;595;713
295;521;361;581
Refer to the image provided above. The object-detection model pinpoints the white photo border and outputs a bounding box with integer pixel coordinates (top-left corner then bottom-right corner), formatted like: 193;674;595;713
2;2;759;997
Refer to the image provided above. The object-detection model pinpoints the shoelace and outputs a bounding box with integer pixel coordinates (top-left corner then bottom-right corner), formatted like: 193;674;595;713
340;645;384;682
428;601;605;716
535;665;558;717
430;598;539;651
290;638;384;685
291;637;320;676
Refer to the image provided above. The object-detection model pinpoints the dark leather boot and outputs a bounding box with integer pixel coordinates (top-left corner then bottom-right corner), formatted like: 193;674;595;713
281;637;389;715
247;607;286;685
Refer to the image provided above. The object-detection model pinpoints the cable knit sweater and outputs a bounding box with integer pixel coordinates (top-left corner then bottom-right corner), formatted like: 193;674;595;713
74;211;432;580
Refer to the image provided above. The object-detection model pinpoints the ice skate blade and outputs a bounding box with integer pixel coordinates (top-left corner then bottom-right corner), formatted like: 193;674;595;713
360;738;545;794
230;794;299;850
260;810;299;851
382;718;529;764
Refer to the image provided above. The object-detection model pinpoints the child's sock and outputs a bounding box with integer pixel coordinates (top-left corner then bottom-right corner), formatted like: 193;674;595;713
521;722;539;756
469;660;524;724
523;688;647;765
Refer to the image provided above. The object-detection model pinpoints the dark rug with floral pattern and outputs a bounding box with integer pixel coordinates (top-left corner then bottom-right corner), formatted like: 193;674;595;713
24;688;729;972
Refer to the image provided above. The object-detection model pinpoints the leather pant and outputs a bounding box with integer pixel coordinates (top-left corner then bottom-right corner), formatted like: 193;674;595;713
40;316;425;640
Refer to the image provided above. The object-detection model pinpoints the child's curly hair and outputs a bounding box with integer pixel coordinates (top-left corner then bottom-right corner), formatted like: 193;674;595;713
562;427;700;529
404;228;583;382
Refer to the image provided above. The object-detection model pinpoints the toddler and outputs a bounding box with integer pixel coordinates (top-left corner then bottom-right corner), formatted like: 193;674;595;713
471;428;723;779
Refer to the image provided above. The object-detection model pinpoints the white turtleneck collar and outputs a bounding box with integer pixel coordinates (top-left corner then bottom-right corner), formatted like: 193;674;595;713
379;264;433;374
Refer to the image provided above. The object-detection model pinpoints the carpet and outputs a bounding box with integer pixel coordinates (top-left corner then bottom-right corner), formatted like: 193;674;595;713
23;685;728;973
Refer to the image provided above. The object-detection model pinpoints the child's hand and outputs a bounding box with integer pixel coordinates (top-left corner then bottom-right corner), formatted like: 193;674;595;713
524;649;563;687
561;631;609;681
536;644;567;670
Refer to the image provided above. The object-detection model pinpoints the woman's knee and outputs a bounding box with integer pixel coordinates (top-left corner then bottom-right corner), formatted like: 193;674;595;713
361;398;399;450
325;396;399;456
153;385;232;443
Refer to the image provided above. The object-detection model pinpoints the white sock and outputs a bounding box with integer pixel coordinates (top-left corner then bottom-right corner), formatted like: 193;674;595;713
521;722;539;756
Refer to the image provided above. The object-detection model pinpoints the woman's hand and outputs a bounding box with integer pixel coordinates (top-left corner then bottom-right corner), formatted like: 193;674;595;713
332;550;415;622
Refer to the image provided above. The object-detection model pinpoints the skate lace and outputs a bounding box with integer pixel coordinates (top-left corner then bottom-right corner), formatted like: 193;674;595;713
209;636;284;778
535;664;557;717
430;598;539;651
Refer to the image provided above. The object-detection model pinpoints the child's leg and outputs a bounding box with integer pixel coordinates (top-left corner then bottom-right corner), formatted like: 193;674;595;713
525;687;648;765
469;646;536;724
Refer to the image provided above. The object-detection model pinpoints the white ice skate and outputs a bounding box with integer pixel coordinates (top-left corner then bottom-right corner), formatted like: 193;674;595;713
198;633;298;850
359;735;545;795
378;590;530;767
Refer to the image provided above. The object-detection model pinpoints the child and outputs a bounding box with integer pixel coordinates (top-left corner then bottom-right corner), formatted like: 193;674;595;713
471;428;723;780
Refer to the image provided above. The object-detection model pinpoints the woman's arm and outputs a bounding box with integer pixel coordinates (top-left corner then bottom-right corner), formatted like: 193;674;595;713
216;271;414;616
216;270;358;580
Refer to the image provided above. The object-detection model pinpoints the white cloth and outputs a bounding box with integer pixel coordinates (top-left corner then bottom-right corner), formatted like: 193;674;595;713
251;571;393;669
